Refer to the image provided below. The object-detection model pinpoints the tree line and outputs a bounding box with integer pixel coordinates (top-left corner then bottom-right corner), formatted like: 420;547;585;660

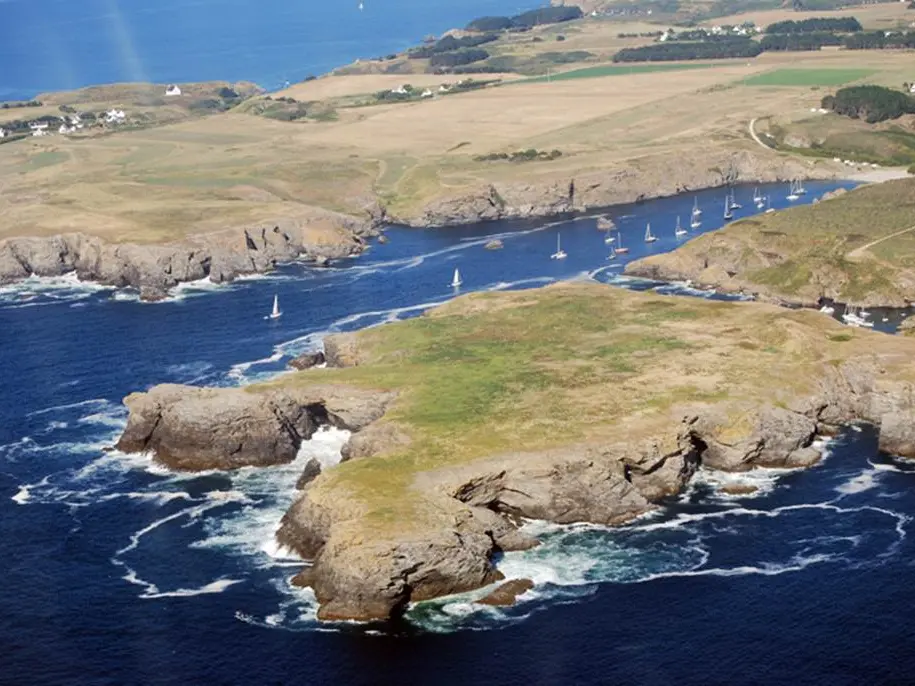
822;85;915;123
765;17;862;34
409;33;498;59
845;31;915;50
466;6;583;32
613;38;762;62
759;32;844;51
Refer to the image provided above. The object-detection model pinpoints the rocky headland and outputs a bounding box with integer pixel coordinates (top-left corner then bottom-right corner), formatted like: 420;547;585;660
625;176;915;309
115;283;915;621
0;208;381;301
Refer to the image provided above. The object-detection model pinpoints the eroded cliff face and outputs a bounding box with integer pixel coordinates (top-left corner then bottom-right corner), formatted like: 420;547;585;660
399;151;830;228
113;350;915;622
116;383;394;471
0;211;378;301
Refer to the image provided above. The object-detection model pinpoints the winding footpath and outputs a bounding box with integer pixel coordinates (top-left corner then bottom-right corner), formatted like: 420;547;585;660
748;118;770;151
848;223;915;259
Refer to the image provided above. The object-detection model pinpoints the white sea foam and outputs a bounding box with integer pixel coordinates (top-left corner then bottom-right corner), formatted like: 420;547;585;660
835;469;880;495
141;578;244;599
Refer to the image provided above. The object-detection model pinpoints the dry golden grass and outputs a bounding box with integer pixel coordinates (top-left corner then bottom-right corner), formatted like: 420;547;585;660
272;74;517;101
2;45;912;243
708;2;915;30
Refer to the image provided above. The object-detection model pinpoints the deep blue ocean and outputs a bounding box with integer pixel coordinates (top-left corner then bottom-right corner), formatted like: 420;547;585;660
5;181;915;684
0;0;534;100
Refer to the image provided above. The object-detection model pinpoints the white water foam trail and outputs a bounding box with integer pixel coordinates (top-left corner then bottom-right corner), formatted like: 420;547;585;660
0;272;114;308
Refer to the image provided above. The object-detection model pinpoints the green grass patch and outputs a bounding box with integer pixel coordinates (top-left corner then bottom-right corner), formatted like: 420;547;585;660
524;62;719;83
742;68;875;87
19;150;69;171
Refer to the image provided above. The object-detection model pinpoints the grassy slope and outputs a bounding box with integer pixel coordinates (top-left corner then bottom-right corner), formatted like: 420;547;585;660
654;177;915;302
258;283;909;531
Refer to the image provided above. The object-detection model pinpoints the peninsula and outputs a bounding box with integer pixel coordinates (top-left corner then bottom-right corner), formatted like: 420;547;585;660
626;176;915;308
116;283;915;620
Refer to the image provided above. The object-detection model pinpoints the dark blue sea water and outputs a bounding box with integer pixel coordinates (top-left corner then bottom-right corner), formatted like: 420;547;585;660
0;0;532;100
5;181;915;685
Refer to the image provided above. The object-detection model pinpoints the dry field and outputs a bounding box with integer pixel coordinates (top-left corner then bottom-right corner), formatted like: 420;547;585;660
2;43;912;242
709;2;915;30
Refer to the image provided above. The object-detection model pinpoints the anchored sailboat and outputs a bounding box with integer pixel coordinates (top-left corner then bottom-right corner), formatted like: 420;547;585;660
451;267;462;287
550;233;567;260
644;222;658;243
675;215;687;238
598;216;616;244
266;294;282;320
752;187;761;204
765;196;775;214
728;189;742;211
787;180;799;201
796;178;806;195
692;197;702;219
723;196;733;221
614;231;629;254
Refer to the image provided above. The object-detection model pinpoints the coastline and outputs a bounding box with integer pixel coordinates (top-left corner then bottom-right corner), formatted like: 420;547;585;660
2;147;888;299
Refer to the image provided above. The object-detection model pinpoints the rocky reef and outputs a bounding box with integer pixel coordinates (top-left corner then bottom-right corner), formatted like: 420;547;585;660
113;285;915;622
0;210;380;301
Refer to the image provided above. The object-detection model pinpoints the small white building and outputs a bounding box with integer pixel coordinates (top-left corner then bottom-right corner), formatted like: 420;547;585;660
421;88;433;98
908;83;915;94
0;128;5;139
29;122;49;137
391;84;410;95
105;109;126;124
165;84;182;96
438;84;451;93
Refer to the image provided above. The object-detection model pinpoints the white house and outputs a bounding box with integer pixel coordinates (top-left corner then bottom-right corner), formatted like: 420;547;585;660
908;83;915;94
391;84;410;95
29;122;49;137
421;88;433;98
165;84;182;97
0;128;5;139
438;84;451;93
105;109;126;124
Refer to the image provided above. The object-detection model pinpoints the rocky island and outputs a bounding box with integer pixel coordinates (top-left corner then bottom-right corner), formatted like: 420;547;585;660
116;283;915;621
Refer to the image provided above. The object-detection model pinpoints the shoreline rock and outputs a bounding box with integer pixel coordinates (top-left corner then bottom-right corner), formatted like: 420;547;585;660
113;325;915;622
477;579;535;606
0;210;379;301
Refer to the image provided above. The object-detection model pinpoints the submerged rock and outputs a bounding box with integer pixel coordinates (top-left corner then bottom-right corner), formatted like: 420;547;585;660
484;239;504;250
477;579;534;606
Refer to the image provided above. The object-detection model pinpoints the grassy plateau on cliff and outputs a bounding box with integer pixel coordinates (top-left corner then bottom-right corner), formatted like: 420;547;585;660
257;283;914;534
630;177;915;304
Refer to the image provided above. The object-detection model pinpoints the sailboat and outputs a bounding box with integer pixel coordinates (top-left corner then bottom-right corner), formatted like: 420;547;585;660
755;193;766;210
787;180;799;201
723;196;733;221
692;197;702;219
614;231;629;254
765;196;775;214
728;189;742;211
550;233;567;260
675;215;687;238
796;179;806;195
598;216;615;244
451;267;462;287
267;294;282;320
644;222;658;243
752;187;762;205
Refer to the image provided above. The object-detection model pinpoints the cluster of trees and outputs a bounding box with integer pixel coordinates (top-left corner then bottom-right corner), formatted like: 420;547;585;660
617;31;663;38
474;148;563;162
429;48;490;68
466;6;582;32
1;100;42;109
822;85;915;123
614;38;762;62
765;17;862;34
845;31;915;50
760;32;844;51
409;33;498;59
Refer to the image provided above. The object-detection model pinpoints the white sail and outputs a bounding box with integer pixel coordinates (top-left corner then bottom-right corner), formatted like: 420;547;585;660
675;215;687;237
724;196;733;219
268;294;282;319
644;222;657;242
550;233;567;259
692;197;702;218
451;268;462;287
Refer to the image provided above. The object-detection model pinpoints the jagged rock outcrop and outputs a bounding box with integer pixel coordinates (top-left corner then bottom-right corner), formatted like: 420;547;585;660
477;578;535;606
0;210;377;300
288;351;326;370
323;332;363;368
116;383;393;471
